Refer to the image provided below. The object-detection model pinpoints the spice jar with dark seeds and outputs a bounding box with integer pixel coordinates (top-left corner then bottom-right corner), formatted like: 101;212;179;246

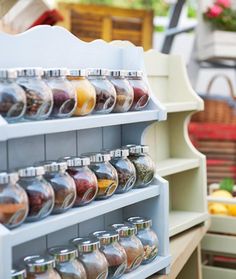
125;71;150;111
109;70;134;113
17;68;53;120
44;69;77;118
71;237;108;279
18;166;55;222
0;172;28;229
83;152;118;200
125;145;155;188
48;245;87;279
11;267;27;279
62;157;98;207
24;255;61;279
40;161;76;214
109;148;136;194
111;224;144;273
127;217;159;264
87;69;116;114
0;69;26;122
92;230;127;279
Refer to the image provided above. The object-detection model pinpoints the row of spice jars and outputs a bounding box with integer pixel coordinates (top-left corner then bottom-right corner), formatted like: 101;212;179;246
0;67;151;123
12;217;159;279
0;145;155;230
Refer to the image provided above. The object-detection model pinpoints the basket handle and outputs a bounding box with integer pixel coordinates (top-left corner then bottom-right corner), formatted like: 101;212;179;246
206;74;236;100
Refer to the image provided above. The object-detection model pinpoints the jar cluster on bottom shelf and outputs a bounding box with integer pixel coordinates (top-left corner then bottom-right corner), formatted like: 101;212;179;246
12;217;159;279
0;145;155;229
0;67;151;123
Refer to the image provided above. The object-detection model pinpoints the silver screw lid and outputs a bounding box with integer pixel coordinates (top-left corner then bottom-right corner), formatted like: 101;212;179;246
24;255;55;273
68;69;87;77
17;68;43;77
87;68;109;76
111;223;137;237
125;145;149;155
43;68;68;77
62;156;90;167
11;267;26;279
110;148;129;158
0;172;19;184
109;70;126;77
40;161;68;173
0;69;17;79
83;152;111;163
71;237;100;253
48;245;78;263
127;217;152;230
125;70;143;78
92;230;119;245
18;166;45;177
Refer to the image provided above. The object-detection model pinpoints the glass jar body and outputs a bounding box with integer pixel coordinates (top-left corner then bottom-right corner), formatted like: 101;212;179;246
18;176;55;222
26;269;61;279
55;258;87;279
0;182;28;229
67;166;98;206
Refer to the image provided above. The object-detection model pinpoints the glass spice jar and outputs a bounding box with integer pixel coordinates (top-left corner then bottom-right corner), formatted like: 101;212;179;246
24;255;61;279
126;145;155;188
12;267;27;279
48;245;87;279
0;172;28;229
109;70;134;113
109;148;136;194
0;69;26;122
92;230;127;279
44;69;77;118
87;69;116;114
17;68;53;120
63;157;98;207
68;69;96;116
18;166;55;222
84;152;118;200
127;217;159;264
72;237;108;279
111;224;144;273
41;161;77;214
126;71;150;111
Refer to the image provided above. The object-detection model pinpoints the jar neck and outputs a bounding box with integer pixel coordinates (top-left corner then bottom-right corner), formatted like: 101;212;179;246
68;76;86;81
0;78;15;83
18;76;41;81
88;76;106;80
127;77;142;80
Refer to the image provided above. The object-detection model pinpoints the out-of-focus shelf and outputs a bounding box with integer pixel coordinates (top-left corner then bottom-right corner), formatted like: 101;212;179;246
164;101;200;113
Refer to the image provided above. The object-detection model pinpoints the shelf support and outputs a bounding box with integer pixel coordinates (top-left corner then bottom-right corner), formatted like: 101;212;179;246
0;225;12;278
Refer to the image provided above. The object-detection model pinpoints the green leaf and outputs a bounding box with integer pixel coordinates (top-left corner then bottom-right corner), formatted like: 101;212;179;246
219;178;234;193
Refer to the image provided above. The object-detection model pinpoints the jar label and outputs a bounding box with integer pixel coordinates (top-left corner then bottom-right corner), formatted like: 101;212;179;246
130;255;143;270
113;262;127;278
103;96;112;111
123;175;136;191
37;200;53;218
81;188;95;203
61;193;74;209
144;245;158;260
96;271;107;279
142;172;154;184
7;208;26;226
104;182;117;196
134;95;148;110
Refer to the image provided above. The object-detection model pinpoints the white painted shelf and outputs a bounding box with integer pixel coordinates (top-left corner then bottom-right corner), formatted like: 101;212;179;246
156;158;200;177
164;102;200;113
169;211;209;237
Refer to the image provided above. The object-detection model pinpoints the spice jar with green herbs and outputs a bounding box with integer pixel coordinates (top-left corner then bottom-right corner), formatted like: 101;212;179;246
11;267;27;279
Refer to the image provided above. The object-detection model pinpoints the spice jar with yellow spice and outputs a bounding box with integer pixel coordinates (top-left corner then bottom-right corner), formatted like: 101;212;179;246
68;69;96;116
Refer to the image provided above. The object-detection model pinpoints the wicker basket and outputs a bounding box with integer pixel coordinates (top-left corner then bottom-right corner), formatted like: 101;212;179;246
192;74;236;124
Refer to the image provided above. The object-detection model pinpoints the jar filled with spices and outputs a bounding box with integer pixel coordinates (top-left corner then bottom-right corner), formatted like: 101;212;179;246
0;172;28;229
44;69;76;118
126;71;150;111
41;161;76;214
109;70;134;113
87;69;116;114
127;217;159;264
63;157;98;207
48;245;87;279
126;145;155;188
0;69;26;122
68;69;96;116
92;230;127;279
24;255;61;279
84;152;118;200
111;224;144;273
12;267;27;279
17;68;53;120
18;166;55;222
72;237;108;279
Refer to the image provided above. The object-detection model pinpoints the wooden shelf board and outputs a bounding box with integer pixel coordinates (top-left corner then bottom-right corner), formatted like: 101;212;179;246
157;158;200;177
164;101;199;113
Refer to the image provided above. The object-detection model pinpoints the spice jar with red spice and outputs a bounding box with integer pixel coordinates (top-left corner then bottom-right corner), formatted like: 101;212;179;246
0;171;28;229
125;71;150;111
64;157;98;207
18;166;55;222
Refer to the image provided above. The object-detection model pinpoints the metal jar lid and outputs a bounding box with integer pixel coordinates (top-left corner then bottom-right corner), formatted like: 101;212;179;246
48;245;78;263
92;230;119;245
69;69;87;77
83;152;111;163
17;68;43;78
43;68;68;77
110;148;129;158
18;166;45;177
109;70;126;77
125;70;143;78
87;68;109;77
65;156;90;167
71;237;100;253
111;224;137;237
11;267;26;279
24;255;55;273
125;145;149;155
127;217;152;230
0;172;19;184
42;161;67;173
0;69;17;79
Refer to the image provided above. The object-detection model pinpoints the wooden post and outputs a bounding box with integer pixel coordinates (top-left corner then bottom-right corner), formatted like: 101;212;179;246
102;16;112;42
0;0;18;18
142;10;154;50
